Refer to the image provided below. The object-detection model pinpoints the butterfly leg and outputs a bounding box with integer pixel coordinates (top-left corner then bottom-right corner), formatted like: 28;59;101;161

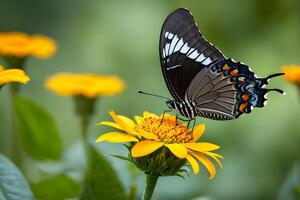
158;109;172;128
176;116;193;128
190;118;196;133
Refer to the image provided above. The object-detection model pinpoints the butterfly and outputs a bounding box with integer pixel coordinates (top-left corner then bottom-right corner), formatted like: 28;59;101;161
158;8;284;120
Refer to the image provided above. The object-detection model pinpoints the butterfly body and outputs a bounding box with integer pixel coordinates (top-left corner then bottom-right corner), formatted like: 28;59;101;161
160;8;284;121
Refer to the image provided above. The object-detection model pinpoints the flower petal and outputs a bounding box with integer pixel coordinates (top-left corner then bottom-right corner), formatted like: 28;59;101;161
134;115;143;125
96;132;138;143
131;140;164;157
186;154;199;174
137;128;158;140
143;111;157;118
184;142;220;152
192;124;205;141
203;152;223;170
118;115;136;127
164;143;187;159
97;121;123;130
109;111;137;134
191;152;216;179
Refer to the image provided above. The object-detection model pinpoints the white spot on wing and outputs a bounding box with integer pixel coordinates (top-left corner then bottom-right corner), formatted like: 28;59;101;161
196;53;206;62
174;38;184;52
180;43;190;54
202;57;212;65
169;35;179;55
189;51;199;59
163;32;214;64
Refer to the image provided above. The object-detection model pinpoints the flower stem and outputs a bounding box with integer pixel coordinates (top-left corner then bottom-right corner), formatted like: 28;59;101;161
81;113;91;162
9;85;21;166
74;96;96;164
5;57;26;166
142;174;159;200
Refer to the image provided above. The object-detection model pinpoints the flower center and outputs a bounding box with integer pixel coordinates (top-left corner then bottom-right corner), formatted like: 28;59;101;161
140;116;193;144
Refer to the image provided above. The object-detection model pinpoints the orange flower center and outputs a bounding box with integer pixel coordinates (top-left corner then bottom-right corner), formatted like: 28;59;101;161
140;116;193;144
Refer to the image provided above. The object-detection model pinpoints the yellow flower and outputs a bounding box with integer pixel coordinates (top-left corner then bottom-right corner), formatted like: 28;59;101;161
281;65;300;84
45;73;125;98
96;111;223;179
0;32;56;59
0;65;30;85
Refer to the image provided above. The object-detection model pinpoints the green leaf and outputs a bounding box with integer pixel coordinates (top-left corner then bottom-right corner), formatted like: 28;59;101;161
110;154;133;163
278;162;300;200
80;147;127;200
0;154;34;200
14;96;62;160
31;174;80;200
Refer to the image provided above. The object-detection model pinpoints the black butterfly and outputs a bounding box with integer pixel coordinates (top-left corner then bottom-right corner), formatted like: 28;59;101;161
158;8;284;120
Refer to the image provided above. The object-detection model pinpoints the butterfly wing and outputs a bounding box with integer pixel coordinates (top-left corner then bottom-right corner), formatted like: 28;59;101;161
160;8;225;101
186;59;283;120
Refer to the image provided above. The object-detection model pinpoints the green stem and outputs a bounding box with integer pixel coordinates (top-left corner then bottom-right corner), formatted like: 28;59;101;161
142;174;159;200
81;113;90;163
5;56;26;166
9;86;21;166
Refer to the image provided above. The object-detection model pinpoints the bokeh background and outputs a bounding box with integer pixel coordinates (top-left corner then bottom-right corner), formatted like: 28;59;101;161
0;0;300;199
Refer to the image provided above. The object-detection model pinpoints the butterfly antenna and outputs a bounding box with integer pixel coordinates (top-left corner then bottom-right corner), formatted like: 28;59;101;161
137;90;171;100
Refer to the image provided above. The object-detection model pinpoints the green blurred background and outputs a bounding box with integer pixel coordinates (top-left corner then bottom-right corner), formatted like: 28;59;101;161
0;0;299;199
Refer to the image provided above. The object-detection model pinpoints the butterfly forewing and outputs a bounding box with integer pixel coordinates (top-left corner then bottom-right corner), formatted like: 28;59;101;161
160;8;225;101
159;8;284;120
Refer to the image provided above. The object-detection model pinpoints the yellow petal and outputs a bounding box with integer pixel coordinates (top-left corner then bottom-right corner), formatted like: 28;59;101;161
192;124;205;141
191;152;216;179
97;121;123;130
118;115;136;127
164;143;187;158
186;154;199;174
143;111;157;118
137;128;158;140
184;142;220;152
109;111;136;134
134;115;143;125
131;140;164;157
0;69;30;85
203;152;223;170
96;132;138;143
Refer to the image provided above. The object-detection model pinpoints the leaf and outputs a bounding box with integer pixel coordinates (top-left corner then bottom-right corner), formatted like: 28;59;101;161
0;154;34;200
31;174;80;200
14;96;62;160
80;147;127;200
278;161;300;200
110;154;133;163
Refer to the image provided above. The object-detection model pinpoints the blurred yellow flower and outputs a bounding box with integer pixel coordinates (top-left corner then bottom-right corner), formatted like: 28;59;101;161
45;73;125;98
0;32;56;59
281;65;300;84
0;65;30;85
97;111;223;179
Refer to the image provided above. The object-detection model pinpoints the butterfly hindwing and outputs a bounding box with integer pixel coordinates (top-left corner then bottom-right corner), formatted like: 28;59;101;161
185;59;280;120
160;8;225;101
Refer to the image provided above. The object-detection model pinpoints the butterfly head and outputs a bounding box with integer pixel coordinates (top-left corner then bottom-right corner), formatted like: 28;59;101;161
166;100;176;110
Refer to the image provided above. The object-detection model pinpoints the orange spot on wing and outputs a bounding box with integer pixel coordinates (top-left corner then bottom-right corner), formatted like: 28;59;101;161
242;94;250;101
222;65;230;71
230;69;238;76
239;102;249;112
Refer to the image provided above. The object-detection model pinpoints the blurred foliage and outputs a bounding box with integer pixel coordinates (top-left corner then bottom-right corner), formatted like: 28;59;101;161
278;162;300;200
14;95;62;160
0;154;33;200
80;147;127;200
31;174;80;199
0;0;299;199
